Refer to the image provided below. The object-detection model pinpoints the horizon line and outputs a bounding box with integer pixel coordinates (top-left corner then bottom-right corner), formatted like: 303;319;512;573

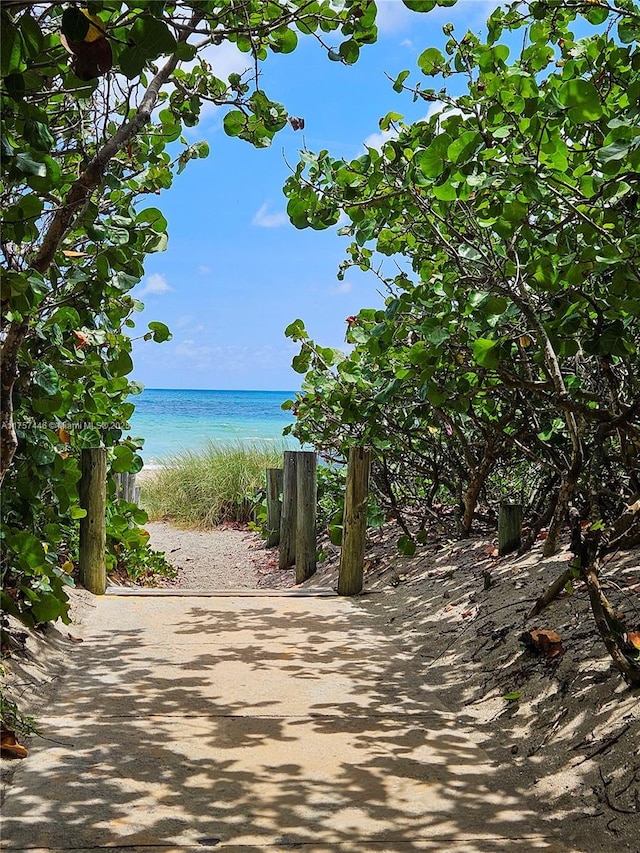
141;387;297;393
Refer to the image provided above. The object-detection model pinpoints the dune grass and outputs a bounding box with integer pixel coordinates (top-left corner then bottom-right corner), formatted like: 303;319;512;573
140;440;289;528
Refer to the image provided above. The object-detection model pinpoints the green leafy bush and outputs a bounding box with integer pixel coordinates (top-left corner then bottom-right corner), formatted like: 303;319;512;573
282;0;640;684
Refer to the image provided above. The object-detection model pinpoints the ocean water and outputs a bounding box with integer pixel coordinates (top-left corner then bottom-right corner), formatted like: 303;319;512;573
128;388;299;467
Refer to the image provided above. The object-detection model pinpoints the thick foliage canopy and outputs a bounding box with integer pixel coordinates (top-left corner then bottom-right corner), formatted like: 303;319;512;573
0;0;379;626
283;0;640;682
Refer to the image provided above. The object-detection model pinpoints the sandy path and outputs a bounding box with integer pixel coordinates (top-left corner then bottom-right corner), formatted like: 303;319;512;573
3;592;560;851
145;520;295;590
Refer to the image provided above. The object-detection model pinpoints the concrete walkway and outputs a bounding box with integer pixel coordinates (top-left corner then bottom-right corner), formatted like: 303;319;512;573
2;590;569;852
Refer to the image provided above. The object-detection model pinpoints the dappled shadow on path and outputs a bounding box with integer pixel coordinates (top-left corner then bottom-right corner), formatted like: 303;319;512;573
2;595;577;851
348;539;640;853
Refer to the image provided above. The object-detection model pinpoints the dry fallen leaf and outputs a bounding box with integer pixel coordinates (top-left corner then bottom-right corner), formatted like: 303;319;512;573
625;631;640;651
521;628;565;659
68;634;84;644
0;727;28;760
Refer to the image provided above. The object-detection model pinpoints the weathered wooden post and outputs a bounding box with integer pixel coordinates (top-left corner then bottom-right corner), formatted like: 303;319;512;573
116;472;139;505
338;447;371;596
279;451;298;569
266;467;283;547
295;451;317;583
79;448;107;595
498;502;522;556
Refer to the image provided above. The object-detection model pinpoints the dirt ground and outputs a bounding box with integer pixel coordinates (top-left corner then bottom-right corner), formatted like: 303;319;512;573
2;520;639;851
142;520;282;589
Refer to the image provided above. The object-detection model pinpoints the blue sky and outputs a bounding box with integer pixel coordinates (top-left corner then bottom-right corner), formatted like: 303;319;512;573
131;1;497;391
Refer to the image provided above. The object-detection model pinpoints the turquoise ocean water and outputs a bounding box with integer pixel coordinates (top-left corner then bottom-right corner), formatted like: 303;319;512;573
128;388;299;467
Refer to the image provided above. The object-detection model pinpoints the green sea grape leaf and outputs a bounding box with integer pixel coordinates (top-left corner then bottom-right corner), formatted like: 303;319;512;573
147;321;172;342
557;79;603;122
472;338;500;368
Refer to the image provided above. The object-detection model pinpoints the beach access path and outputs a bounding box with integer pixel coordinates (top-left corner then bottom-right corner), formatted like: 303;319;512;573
2;587;572;852
143;522;296;590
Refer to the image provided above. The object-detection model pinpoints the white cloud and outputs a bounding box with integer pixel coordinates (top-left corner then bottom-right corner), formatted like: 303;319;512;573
171;342;290;373
178;41;253;127
252;202;288;228
363;126;397;151
375;0;412;33
425;101;445;122
174;319;206;333
331;280;353;295
137;273;171;297
200;41;251;81
198;265;211;275
400;39;414;50
423;100;471;129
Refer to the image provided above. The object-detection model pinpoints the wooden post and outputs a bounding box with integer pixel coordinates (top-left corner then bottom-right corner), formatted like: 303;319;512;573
295;451;317;584
279;451;298;569
116;472;137;504
498;503;522;556
338;447;371;596
125;472;135;503
79;448;107;595
266;467;283;547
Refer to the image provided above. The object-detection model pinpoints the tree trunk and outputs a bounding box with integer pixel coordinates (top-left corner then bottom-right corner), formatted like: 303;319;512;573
584;564;640;687
543;459;581;557
526;567;574;621
461;453;496;537
0;320;28;486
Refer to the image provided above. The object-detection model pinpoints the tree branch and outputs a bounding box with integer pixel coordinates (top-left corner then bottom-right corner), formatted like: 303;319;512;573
31;52;182;274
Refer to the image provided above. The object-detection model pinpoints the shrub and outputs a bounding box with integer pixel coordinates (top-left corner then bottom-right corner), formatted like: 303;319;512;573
141;441;289;528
